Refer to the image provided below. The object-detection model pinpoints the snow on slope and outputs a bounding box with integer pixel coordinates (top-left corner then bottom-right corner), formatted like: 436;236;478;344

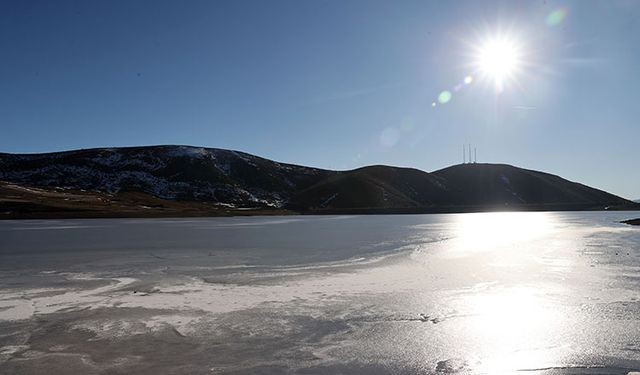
0;146;331;208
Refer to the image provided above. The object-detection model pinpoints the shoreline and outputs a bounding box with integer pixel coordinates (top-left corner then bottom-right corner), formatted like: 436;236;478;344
622;218;640;226
2;181;638;220
2;205;640;220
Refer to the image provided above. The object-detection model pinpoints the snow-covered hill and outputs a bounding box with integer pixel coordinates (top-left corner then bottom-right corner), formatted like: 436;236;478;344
0;145;331;208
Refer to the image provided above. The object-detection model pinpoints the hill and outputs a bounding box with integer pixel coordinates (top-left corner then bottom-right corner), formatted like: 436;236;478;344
0;145;331;209
288;165;451;210
430;163;631;209
0;145;636;218
289;163;632;213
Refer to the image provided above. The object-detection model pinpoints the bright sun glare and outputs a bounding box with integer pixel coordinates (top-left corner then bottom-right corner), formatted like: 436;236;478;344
475;36;522;88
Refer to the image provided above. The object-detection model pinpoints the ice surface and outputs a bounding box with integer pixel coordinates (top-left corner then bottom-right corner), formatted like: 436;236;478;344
1;212;640;374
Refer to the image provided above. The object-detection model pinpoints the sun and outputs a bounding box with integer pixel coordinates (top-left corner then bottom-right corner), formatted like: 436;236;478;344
474;35;522;89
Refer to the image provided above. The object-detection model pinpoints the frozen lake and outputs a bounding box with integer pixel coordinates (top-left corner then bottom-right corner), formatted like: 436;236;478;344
1;211;640;374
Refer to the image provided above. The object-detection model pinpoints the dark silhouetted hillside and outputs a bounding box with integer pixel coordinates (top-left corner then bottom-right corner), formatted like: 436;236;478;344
288;165;450;210
0;146;636;218
431;163;630;208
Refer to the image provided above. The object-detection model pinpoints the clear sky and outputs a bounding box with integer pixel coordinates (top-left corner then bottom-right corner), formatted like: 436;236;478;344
1;0;639;199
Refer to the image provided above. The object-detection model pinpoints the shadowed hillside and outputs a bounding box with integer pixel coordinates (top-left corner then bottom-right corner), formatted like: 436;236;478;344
0;146;636;218
431;163;631;208
288;166;451;210
0;145;331;209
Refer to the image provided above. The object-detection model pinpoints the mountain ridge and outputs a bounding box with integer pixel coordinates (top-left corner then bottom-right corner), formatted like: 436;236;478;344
0;145;636;218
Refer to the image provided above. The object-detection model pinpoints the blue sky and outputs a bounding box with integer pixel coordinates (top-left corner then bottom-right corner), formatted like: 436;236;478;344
1;0;639;198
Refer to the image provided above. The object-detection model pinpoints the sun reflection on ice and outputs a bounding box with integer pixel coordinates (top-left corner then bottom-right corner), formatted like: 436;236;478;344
445;212;565;373
466;286;561;373
452;212;555;254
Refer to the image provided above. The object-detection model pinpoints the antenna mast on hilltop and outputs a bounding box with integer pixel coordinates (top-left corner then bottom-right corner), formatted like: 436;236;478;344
463;144;479;164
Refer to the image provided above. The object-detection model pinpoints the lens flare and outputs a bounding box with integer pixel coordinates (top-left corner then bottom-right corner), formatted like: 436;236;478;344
379;127;399;148
464;75;473;84
438;90;452;104
546;9;567;26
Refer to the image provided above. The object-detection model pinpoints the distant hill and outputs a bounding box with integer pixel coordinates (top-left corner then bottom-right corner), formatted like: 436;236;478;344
431;163;629;208
0;145;636;218
288;165;451;210
290;163;632;213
